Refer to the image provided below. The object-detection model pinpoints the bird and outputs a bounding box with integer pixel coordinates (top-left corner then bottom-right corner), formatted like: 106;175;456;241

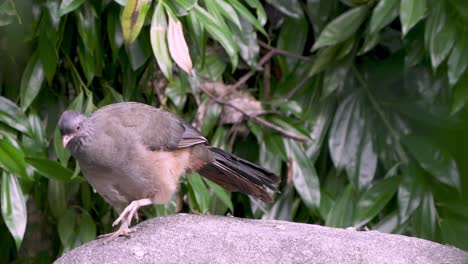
58;102;280;241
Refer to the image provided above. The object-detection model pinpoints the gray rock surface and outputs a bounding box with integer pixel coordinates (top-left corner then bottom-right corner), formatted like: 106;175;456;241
55;213;468;264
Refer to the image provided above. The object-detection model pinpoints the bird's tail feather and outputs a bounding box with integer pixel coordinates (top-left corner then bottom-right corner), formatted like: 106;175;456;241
197;147;279;202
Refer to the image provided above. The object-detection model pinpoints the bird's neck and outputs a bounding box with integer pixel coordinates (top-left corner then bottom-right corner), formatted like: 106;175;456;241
69;128;94;156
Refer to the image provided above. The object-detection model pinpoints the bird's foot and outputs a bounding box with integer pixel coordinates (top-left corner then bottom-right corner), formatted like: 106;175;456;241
98;223;139;243
112;198;153;227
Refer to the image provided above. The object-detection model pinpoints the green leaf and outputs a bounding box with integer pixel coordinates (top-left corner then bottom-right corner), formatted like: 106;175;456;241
397;164;426;223
412;190;436;240
200;100;221;136
329;94;377;190
38;27;58;82
1;172;27;251
59;0;85;16
48;179;67;219
0;0;21;26
26;157;76;182
165;76;189;111
305;101;334;161
323;62;350;97
230;13;259;68
228;0;267;36
358;32;380;55
374;210;408;234
354;173;400;227
325;184;355;227
186;173;210;213
266;0;303;18
58;209;76;250
440;217;468;251
208;0;241;30
428;3;455;69
121;0;152;44
402;135;461;191
244;0;267;25
193;5;238;68
277;15;308;75
447;34;468;85
0;97;29;133
204;179;233;211
452;73;468;114
288;140;320;209
369;0;398;35
312;5;369;50
78;213;96;243
0;138;27;179
308;45;340;76
150;1;173;80
400;0;426;35
20;52;45;111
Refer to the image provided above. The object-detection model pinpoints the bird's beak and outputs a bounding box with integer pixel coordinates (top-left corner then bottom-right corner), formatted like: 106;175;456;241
62;134;74;148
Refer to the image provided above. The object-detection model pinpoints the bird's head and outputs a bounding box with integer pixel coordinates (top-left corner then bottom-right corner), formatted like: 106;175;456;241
58;110;88;148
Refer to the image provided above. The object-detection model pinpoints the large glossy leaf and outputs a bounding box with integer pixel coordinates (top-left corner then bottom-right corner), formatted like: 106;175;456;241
193;4;238;67
121;0;152;44
186;173;210;213
402;135;461;191
150;1;173;80
447;34;468;85
200;100;221;136
230;14;259;68
0;138;27;179
277;15;308;75
0;97;28;133
208;0;241;30
428;3;455;69
58;0;85;16
1;172;27;251
325;184;355;228
411;190;436;240
78;213;96;243
328;94;377;190
288;140;320;209
48;179;67;220
305;101;334;161
26;157;76;182
38;25;58;82
397;164;426;223
58;208;76;251
440;217;468;251
266;0;303;18
20;52;45;111
400;0;426;35
354;172;400;227
368;0;398;35
204;178;233;212
312;5;369;50
227;0;267;36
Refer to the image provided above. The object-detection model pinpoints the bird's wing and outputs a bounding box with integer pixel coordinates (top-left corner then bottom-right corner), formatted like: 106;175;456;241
94;102;207;150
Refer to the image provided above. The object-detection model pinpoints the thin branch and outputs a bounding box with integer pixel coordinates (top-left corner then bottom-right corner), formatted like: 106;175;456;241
258;40;315;64
285;71;314;99
199;85;309;142
352;66;409;164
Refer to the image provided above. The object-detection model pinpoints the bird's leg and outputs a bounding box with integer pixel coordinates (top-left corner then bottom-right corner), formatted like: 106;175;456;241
112;198;152;227
98;198;152;242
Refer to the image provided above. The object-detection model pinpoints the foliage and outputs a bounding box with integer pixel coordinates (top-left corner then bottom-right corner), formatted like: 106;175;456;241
1;0;468;261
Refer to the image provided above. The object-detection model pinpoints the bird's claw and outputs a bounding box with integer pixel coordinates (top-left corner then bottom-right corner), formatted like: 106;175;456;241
98;226;139;243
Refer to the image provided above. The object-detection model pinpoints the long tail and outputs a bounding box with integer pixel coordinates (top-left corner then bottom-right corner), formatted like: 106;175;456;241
197;147;280;202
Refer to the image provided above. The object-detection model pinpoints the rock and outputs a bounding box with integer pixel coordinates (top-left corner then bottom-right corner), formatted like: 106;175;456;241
54;214;468;264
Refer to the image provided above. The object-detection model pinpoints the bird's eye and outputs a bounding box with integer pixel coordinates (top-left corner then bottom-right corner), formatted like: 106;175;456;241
76;125;81;130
